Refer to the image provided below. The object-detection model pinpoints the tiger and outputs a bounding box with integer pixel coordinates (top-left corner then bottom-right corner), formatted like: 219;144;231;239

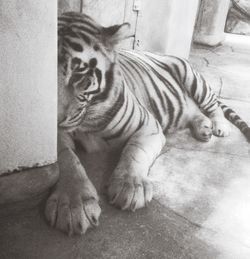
45;11;250;236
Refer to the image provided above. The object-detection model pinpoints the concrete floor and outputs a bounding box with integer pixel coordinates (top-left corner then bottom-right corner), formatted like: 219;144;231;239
1;33;250;259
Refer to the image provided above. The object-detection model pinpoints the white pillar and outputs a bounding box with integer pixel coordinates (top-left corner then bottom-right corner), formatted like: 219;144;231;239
0;1;57;175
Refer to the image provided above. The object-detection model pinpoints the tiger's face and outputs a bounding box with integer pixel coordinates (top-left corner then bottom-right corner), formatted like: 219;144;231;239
58;12;131;131
58;45;108;130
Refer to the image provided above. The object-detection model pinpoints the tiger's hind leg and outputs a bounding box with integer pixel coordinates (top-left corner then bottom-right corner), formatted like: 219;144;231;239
190;106;230;141
209;107;230;137
178;60;230;138
190;113;213;142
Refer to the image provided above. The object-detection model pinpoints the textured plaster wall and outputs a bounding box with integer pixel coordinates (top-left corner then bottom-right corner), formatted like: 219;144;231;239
58;0;81;15
135;0;200;58
0;1;57;174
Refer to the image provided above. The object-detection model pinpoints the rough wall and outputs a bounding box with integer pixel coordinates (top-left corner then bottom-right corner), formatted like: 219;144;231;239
0;1;57;174
58;0;81;15
135;0;200;58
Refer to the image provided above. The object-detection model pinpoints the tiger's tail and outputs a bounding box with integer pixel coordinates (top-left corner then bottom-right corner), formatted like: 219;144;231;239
219;101;250;142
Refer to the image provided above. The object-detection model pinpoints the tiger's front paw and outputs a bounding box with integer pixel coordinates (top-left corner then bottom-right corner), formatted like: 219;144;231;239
192;115;212;142
107;173;153;211
45;181;101;236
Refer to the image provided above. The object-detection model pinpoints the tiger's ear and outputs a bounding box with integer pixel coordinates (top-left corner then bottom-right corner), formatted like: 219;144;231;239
102;23;132;47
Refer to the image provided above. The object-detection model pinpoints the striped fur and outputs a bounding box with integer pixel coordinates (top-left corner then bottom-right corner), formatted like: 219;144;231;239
44;12;250;235
58;12;250;143
219;101;250;140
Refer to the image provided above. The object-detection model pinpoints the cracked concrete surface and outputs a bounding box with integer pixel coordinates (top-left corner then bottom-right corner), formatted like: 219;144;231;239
0;33;250;259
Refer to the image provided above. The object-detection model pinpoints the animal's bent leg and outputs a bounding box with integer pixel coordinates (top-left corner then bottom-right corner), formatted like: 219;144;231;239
107;118;166;211
45;130;101;235
180;62;230;138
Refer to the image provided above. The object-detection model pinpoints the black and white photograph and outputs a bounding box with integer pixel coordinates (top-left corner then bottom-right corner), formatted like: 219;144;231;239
0;0;250;258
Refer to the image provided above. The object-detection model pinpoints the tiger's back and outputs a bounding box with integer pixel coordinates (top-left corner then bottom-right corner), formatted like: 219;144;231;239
118;50;211;133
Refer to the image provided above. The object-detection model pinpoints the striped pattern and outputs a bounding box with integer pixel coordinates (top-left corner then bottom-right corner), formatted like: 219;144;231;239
58;12;111;61
58;12;250;143
219;101;250;140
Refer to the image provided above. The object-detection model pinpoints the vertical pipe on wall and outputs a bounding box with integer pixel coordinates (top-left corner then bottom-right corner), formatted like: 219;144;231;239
0;1;57;175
